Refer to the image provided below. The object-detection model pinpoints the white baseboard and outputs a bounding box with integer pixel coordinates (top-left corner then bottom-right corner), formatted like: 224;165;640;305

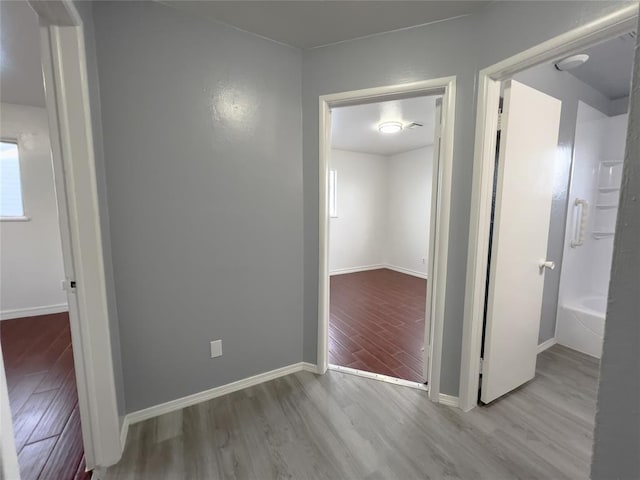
329;264;385;276
124;362;312;429
302;362;320;374
91;467;107;480
119;417;129;454
329;263;428;279
0;303;68;321
537;337;557;354
384;264;428;280
120;362;321;450
438;393;460;407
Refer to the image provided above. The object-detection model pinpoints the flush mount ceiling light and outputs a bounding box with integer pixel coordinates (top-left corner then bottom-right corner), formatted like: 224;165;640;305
378;121;403;134
554;54;589;71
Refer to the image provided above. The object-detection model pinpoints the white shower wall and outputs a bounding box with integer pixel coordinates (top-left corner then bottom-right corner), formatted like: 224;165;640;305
556;101;628;358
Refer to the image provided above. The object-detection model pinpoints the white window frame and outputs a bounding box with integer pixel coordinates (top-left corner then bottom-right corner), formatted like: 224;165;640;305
329;169;338;218
0;139;30;221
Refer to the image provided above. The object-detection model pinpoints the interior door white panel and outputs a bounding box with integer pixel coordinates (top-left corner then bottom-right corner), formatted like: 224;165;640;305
481;80;561;404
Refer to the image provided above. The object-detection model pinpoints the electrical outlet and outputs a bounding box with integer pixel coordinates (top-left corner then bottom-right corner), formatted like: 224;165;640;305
210;339;222;358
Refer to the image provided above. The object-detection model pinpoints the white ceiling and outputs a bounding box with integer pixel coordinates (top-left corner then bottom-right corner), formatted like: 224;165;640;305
331;96;438;156
0;1;46;107
567;32;636;100
160;1;491;49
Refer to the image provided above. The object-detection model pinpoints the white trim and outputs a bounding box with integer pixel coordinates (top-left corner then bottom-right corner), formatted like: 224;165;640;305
384;264;428;280
119;418;129;454
30;2;123;468
537;337;557;354
302;362;321;374
438;393;460;408
120;415;129;453
0;216;31;222
0;304;69;321
329;263;427;279
125;362;310;426
329;264;385;276
318;78;456;405
329;364;429;391
91;467;107;480
459;4;639;413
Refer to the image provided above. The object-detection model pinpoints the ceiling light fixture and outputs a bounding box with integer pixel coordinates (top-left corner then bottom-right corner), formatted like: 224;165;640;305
554;54;589;71
378;121;403;134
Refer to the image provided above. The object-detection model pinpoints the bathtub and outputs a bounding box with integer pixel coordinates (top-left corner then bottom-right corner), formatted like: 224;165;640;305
556;295;606;358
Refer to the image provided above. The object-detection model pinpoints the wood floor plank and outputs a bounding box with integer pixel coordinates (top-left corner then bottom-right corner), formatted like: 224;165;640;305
8;372;47;416
39;406;85;480
330;269;425;381
105;345;599;480
12;389;57;452
28;368;78;442
1;312;87;479
4;314;68;375
17;436;57;480
35;344;75;393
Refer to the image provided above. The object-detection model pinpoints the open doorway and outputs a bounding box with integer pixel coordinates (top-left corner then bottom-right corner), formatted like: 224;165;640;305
461;7;638;413
464;26;634;464
457;26;635;476
318;77;456;403
479;30;634;404
0;2;94;478
327;96;438;385
0;113;88;480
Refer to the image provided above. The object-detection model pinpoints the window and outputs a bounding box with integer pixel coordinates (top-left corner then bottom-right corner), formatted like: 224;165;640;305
0;141;25;218
329;169;337;218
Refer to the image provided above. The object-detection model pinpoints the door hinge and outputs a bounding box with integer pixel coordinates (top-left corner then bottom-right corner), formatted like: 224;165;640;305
479;358;484;374
61;279;77;293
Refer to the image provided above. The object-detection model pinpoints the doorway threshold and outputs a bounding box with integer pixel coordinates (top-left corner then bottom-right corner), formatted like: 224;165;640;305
328;364;429;391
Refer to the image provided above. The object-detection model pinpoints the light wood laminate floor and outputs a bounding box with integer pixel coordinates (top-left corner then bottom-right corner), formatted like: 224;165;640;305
107;345;598;479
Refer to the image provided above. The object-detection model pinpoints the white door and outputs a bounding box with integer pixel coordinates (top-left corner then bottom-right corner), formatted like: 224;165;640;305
481;80;561;403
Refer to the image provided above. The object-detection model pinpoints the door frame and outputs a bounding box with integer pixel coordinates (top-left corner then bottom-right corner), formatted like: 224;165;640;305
317;77;456;403
8;0;123;469
459;4;639;412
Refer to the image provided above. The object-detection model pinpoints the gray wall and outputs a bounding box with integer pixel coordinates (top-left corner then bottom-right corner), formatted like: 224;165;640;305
84;0;632;409
74;1;127;421
301;1;630;395
591;21;640;479
513;64;614;344
92;1;303;412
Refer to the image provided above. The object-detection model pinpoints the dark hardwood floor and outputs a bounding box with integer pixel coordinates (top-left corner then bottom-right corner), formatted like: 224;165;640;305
1;312;90;480
329;268;426;382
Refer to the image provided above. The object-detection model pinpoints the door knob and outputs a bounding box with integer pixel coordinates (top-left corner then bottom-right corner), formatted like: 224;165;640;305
539;260;555;272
